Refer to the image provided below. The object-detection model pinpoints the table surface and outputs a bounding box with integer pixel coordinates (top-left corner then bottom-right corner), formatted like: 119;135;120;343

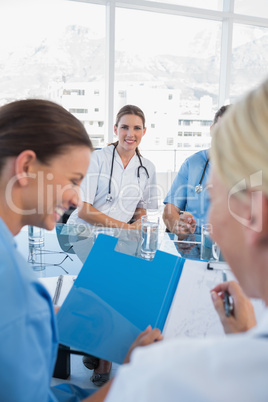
15;224;208;278
14;224;265;391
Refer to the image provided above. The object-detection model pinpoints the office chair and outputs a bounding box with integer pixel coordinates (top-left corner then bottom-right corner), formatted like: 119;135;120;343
58;206;75;224
53;345;97;379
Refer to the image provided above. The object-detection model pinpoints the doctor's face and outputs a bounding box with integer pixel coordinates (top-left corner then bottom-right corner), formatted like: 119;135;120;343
114;114;146;154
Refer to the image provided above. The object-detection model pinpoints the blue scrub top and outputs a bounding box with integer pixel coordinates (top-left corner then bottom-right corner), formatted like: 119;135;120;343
164;150;210;233
0;219;94;402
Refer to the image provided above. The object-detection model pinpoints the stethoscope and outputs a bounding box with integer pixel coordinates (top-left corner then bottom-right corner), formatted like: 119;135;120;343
195;158;209;193
106;143;150;202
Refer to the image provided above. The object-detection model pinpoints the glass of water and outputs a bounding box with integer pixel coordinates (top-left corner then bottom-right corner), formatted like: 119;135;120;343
28;225;45;271
212;242;221;261
200;223;213;260
28;225;45;245
201;224;223;261
140;215;159;260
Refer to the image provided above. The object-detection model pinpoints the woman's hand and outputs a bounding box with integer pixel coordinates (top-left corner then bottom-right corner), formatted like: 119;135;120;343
211;280;257;334
176;212;196;239
129;219;142;230
123;325;163;364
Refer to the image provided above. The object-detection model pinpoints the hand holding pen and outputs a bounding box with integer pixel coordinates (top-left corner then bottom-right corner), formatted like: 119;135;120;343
211;279;257;335
222;270;232;317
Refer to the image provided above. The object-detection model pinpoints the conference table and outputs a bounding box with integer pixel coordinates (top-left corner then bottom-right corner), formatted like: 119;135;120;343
14;224;265;390
15;223;205;279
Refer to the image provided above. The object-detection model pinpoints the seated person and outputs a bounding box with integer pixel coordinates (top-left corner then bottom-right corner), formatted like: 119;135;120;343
68;104;158;386
68;104;158;231
0;99;160;402
83;78;268;402
0;99;96;401
162;105;229;238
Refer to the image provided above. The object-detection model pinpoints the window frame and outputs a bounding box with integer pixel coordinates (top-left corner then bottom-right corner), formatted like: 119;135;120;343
69;0;268;143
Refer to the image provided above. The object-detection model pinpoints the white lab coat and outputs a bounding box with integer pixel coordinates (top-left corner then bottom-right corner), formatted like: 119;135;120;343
106;309;268;402
69;145;158;226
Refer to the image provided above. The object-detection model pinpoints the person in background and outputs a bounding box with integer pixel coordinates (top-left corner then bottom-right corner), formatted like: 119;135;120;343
68;104;158;386
162;105;230;238
82;78;268;402
68;104;158;231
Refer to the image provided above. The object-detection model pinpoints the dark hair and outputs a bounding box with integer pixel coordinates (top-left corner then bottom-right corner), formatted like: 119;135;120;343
213;105;230;125
0;99;92;173
115;104;146;127
110;104;146;155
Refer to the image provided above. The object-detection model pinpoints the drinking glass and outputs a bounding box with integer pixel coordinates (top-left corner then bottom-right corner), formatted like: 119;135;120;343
201;224;213;260
28;225;45;245
201;224;223;261
212;242;221;261
140;215;159;260
28;244;45;271
28;226;45;271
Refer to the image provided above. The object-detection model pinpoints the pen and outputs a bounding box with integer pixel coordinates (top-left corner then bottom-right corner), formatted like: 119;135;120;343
53;275;63;305
222;270;232;317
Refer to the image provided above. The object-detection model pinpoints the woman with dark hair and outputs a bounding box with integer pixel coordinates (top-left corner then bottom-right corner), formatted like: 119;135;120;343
68;104;158;385
68;105;158;386
0;98;160;401
69;104;158;231
0;99;94;401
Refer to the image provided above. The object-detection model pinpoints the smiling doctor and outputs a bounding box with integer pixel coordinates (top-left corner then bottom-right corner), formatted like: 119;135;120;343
69;104;158;231
68;104;158;386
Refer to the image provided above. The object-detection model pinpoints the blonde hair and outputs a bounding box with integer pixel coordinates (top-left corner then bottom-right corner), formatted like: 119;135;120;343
210;78;268;196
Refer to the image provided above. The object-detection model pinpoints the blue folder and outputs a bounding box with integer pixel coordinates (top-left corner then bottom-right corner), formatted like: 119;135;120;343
56;234;184;364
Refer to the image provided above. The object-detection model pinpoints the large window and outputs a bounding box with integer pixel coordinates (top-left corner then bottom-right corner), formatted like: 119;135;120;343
0;0;106;148
143;0;223;10
234;0;268;19
1;0;268;171
114;8;221;154
230;24;268;101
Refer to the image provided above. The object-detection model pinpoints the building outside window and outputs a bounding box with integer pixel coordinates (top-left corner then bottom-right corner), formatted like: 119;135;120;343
1;0;268;173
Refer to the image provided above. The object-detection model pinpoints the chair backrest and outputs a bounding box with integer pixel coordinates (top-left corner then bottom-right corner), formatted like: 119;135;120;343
58;206;76;224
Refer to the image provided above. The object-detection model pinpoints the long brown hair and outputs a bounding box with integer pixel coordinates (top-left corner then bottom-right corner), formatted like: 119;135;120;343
110;104;146;156
0;99;92;173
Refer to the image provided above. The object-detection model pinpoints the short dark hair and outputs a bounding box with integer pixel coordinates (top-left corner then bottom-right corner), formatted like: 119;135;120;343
213;105;230;125
0;99;93;173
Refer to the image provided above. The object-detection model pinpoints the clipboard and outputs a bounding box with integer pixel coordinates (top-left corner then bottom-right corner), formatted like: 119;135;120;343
56;234;184;364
